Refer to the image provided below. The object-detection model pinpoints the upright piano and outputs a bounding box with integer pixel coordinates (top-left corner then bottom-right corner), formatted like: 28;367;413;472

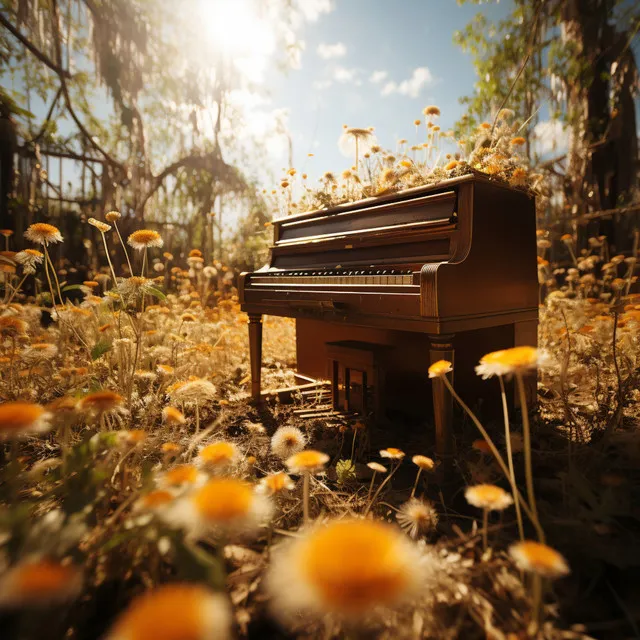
239;174;538;458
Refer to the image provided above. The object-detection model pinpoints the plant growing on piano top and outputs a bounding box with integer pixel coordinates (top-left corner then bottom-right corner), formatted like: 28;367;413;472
270;106;540;217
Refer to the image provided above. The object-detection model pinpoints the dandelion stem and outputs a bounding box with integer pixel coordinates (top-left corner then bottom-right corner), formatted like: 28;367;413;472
411;468;422;499
482;508;489;551
365;461;401;516
302;471;310;525
516;372;540;529
44;245;63;305
367;471;377;501
100;231;120;292
529;573;543;636
349;429;357;462
499;375;525;542
114;221;133;276
141;247;147;277
42;246;60;307
440;375;545;542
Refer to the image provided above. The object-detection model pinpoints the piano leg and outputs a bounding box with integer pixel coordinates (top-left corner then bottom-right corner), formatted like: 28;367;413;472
429;334;455;463
248;313;263;403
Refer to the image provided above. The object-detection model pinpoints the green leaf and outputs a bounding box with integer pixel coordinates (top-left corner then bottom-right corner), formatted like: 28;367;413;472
62;284;85;293
91;340;112;360
146;287;166;300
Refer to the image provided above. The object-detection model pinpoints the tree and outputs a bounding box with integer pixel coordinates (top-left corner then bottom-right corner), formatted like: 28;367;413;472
0;0;306;262
455;0;639;245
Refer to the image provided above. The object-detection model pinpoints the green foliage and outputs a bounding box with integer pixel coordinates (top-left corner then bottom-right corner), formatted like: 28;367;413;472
336;458;357;486
91;339;112;361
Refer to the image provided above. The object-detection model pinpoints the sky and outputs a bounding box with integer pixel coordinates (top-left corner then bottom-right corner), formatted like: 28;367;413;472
251;0;516;184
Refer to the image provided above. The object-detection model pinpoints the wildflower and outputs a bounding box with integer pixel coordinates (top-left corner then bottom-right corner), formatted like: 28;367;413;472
88;218;111;233
188;249;203;258
285;449;329;474
14;249;44;274
105;584;232;640
79;390;123;414
428;360;452;378
105;211;121;222
258;471;295;495
156;364;175;376
24;342;57;361
473;439;492;454
380;447;405;460
0;402;52;439
423;105;441;117
127;230;164;250
475;346;544;378
0;316;28;338
177;477;272;538
367;462;387;474
24;223;63;245
0;559;82;608
118;430;147;448
0;229;13;237
267;518;424;619
169;378;216;405
465;484;513;511
161;442;181;455
271;426;307;460
480;122;492;130
160;464;200;489
136;490;175;512
510;137;526;146
203;266;218;279
445;160;459;171
180;313;197;322
412;455;435;471
396;498;439;539
162;406;186;426
198;441;240;470
163;252;174;260
509;541;569;578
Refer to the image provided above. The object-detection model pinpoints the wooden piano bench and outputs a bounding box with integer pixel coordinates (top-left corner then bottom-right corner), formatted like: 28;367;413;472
326;341;390;419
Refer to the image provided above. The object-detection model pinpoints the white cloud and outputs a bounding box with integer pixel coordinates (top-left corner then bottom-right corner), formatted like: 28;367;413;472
313;79;333;90
317;42;346;59
298;0;334;22
533;120;569;156
369;70;388;84
333;66;357;83
380;67;433;98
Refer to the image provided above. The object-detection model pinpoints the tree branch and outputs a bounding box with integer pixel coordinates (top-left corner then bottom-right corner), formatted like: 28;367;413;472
0;11;71;78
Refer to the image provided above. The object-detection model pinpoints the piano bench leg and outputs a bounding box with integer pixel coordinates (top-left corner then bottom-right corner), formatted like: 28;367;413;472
248;313;263;403
429;335;455;466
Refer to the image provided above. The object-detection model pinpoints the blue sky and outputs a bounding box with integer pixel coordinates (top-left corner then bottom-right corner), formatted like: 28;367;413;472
258;0;514;182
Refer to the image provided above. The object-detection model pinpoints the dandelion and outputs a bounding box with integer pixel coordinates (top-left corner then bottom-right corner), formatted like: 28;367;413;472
396;497;439;539
258;471;295;495
410;454;435;497
271;426;307;460
0;316;28;338
0;402;52;440
510;136;526;146
465;484;513;550
105;583;232;640
24;223;63;245
267;518;423;621
0;559;82;608
0;229;12;251
338;127;377;172
79;390;123;415
198;441;240;471
23;342;57;361
380;447;405;460
88;217;111;233
366;461;387;500
135;489;175;513
128;230;163;277
428;360;453;378
509;541;569;634
286;450;329;525
160;464;201;489
162;406;186;425
14;248;43;277
177;477;272;540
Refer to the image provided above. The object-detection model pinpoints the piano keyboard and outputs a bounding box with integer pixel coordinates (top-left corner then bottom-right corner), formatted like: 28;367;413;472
249;269;415;286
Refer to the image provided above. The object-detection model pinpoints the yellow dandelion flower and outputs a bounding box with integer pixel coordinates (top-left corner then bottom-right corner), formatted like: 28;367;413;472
127;230;163;250
24;223;63;245
79;390;123;413
465;484;513;511
0;402;52;439
0;559;82;607
259;471;295;495
380;447;405;460
423;105;441;117
161;464;200;488
510;136;526;146
475;346;543;378
105;584;232;640
285;449;329;474
105;211;122;222
198;441;239;469
428;360;452;378
162;406;186;425
509;541;569;578
88;217;111;233
267;518;423;619
412;455;435;471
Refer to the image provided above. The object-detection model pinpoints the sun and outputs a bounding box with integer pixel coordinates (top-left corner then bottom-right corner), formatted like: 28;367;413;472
199;0;276;82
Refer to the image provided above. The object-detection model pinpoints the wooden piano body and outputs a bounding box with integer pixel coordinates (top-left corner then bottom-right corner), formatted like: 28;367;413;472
239;174;538;458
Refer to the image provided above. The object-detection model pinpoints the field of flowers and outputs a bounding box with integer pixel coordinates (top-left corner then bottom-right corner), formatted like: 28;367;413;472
1;112;639;639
